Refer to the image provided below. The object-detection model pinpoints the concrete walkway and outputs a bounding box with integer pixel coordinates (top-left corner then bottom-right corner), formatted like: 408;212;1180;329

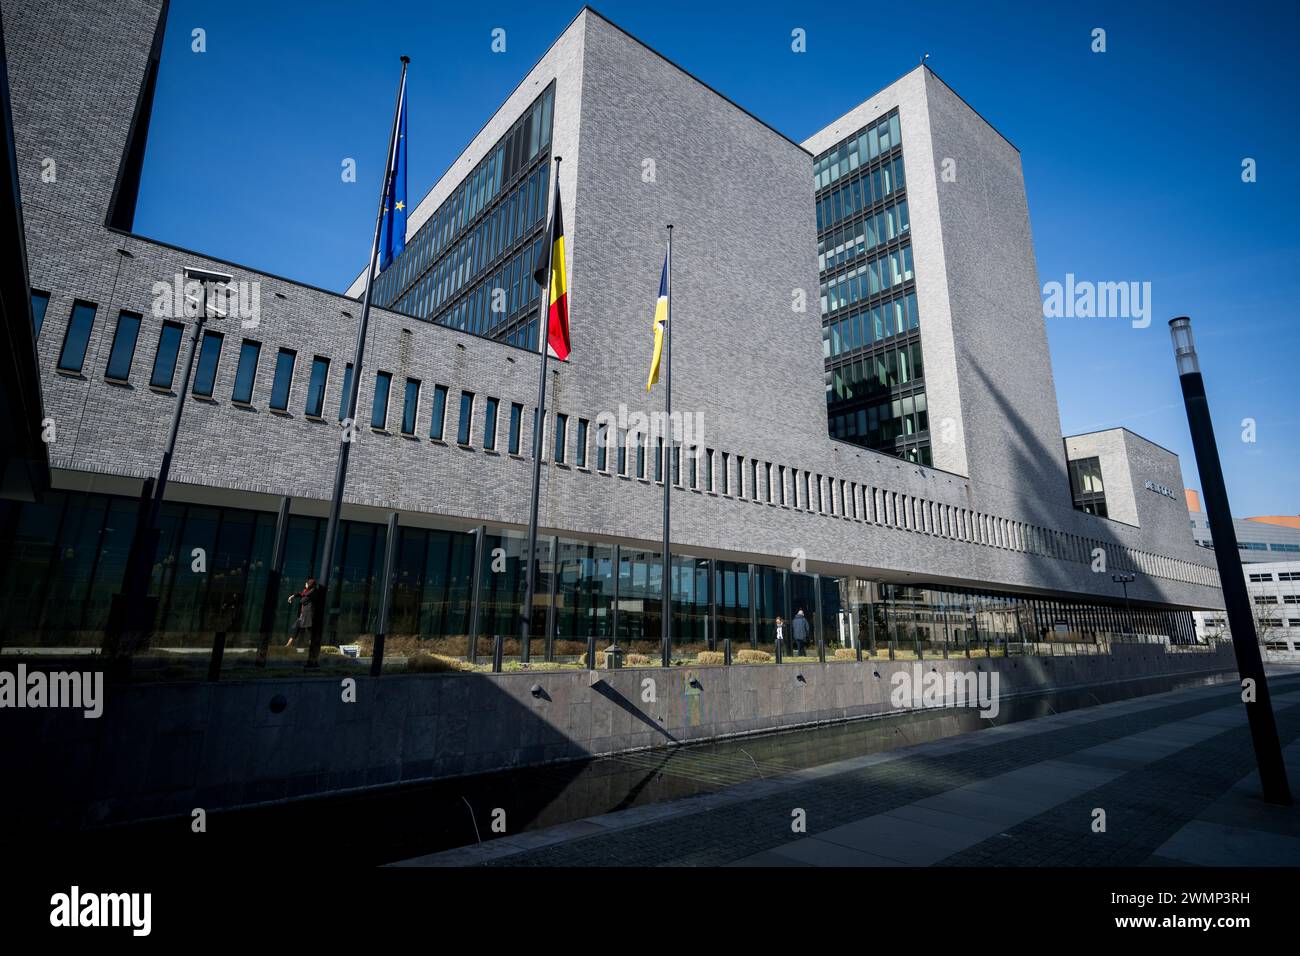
395;669;1300;867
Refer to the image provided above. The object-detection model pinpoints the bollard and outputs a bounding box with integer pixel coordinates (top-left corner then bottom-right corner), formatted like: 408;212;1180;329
817;636;826;664
208;631;227;682
587;633;597;670
775;636;784;664
492;634;503;673
724;638;732;666
888;639;896;661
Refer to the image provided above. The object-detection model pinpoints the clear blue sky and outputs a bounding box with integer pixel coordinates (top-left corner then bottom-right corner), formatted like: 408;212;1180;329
135;0;1299;519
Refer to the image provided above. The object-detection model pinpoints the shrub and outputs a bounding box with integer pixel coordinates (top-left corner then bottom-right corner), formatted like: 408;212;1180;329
735;649;772;663
406;653;469;674
264;645;303;660
624;653;652;666
834;648;856;660
696;651;725;665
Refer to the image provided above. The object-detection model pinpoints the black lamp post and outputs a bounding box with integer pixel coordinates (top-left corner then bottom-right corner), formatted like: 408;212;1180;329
1170;316;1291;805
104;267;232;665
1111;572;1135;634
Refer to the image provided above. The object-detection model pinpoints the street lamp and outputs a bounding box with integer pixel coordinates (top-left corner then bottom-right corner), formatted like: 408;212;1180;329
1111;573;1135;634
104;267;232;664
1169;316;1291;805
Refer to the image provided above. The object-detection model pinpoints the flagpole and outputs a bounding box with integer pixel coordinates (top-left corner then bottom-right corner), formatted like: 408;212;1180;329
521;155;562;664
660;224;673;667
311;55;408;669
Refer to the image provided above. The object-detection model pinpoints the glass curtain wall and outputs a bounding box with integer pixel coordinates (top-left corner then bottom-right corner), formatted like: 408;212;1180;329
0;492;1199;674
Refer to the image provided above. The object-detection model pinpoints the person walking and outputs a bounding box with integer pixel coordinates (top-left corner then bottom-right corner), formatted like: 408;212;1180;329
286;577;318;647
792;608;810;656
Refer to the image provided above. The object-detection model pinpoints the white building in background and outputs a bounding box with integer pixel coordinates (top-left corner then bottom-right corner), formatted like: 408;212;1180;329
1186;491;1300;653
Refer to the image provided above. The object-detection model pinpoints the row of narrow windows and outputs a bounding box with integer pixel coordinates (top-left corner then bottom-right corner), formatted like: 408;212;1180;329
35;291;1218;591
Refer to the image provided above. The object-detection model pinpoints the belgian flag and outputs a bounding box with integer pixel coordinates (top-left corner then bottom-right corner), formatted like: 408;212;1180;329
533;182;571;360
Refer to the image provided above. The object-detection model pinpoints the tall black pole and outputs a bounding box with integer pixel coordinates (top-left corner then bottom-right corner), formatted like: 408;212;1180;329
313;56;409;668
660;225;673;667
520;156;562;664
1170;316;1291;805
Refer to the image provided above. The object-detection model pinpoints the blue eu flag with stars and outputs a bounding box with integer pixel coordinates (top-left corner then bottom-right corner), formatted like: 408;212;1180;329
379;76;408;272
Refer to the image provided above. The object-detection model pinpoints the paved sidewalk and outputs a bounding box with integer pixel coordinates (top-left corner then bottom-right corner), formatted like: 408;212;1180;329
395;671;1300;867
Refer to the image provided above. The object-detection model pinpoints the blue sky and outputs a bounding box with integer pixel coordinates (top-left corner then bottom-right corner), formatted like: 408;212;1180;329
135;0;1299;518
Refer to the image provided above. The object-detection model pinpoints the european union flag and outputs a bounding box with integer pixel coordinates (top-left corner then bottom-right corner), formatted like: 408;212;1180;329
379;76;408;272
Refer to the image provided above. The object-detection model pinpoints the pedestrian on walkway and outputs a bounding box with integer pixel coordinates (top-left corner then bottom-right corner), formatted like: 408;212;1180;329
286;577;318;647
792;608;810;656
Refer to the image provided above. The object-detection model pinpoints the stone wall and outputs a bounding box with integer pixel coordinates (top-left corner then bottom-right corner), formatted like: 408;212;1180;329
1;643;1235;830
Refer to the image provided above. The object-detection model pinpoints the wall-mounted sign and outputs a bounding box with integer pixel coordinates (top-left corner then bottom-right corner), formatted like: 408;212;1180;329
1144;479;1176;500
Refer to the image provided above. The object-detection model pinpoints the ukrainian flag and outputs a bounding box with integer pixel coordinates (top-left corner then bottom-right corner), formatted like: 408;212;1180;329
646;255;668;391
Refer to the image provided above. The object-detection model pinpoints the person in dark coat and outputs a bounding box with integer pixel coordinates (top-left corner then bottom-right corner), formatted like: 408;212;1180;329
286;578;318;647
792;608;810;656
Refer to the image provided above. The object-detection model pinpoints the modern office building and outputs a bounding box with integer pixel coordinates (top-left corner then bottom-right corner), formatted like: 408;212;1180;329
1186;488;1300;562
1185;489;1300;646
0;0;1223;666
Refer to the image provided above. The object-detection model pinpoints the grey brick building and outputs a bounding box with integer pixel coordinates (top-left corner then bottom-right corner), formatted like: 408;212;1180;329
0;0;1223;661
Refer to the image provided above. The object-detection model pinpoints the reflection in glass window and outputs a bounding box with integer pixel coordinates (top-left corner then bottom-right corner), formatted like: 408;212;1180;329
192;329;223;397
104;311;142;381
232;340;260;404
57;301;97;373
270;349;296;411
150;321;184;389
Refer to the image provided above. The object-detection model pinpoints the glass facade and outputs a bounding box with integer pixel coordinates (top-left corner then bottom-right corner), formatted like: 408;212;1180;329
814;110;930;465
372;84;555;352
0;490;1197;677
1068;456;1108;517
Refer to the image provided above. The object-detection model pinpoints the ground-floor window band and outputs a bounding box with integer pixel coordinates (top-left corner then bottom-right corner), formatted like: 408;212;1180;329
0;490;1198;674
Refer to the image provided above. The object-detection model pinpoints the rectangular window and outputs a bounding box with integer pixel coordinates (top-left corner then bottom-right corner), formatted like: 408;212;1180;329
429;384;448;439
705;449;714;492
57;301;97;373
722;452;730;495
690;449;698;490
305;356;330;417
483;396;499;449
617;429;628;475
554;413;567;463
655;438;664;482
104;311;142;381
232;339;260;404
402;378;421;435
673;445;681;486
369;371;392;428
576;418;589;467
508;402;523;453
192;329;223;397
150;321;184;389
595;421;607;471
457;390;474;445
338;363;354;421
636;435;646;479
31;291;50;338
270;348;296;411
